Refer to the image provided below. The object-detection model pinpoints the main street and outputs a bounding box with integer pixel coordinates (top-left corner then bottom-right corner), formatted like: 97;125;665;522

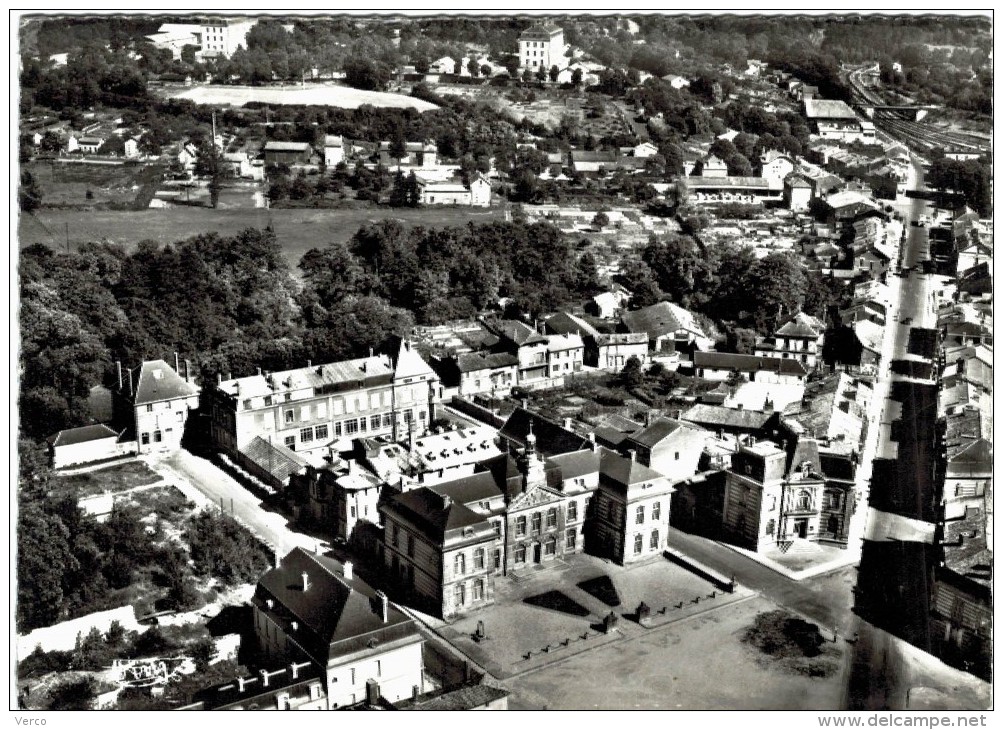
844;158;951;709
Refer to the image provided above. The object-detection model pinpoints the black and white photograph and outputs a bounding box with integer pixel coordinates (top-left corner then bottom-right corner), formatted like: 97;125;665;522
12;9;993;715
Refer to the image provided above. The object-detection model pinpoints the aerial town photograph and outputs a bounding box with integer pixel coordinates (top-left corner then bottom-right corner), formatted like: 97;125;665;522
12;9;992;715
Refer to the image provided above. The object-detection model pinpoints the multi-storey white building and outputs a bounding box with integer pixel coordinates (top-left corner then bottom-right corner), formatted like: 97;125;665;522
207;340;441;465
518;23;568;72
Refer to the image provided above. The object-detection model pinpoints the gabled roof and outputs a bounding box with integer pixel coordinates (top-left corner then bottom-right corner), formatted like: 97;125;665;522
620;301;705;339
627;417;686;448
132;359;199;406
693;351;808;377
384;337;436;380
397;683;509;711
500;408;590;457
323;135;343;147
775;312;825;338
487;319;547;346
947;438;992;472
50;423;120;447
546;449;600;481
255;548;415;663
545;311;599;338
680;404;774;431
599;447;667;490
454;351;519;374
240;436;310;484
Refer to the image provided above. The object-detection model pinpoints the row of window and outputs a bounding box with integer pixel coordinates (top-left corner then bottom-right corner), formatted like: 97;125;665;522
140;429;169;446
633;529;661;554
514;506;559;537
284;410;425;449
635;502;662;524
454;578;485;606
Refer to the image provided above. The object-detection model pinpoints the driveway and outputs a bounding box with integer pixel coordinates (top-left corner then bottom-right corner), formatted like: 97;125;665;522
144;449;327;558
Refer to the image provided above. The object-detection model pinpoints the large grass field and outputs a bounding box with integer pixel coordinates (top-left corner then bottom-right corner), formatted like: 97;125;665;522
24;160;160;208
166;83;439;111
19;205;505;268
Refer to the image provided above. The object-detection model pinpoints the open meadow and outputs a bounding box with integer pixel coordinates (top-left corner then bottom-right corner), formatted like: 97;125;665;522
19;205;504;268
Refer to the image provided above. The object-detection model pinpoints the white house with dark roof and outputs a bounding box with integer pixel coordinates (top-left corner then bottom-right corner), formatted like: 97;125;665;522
252;547;424;709
208;339;441;461
115;359;200;454
519;22;567;71
48;424;135;470
754;312;826;371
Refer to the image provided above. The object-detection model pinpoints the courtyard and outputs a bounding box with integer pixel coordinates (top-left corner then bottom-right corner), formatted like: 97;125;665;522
505;594;849;710
433;552;753;679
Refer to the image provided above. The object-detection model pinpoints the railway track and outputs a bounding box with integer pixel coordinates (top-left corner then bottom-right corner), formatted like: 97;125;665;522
846;68;989;155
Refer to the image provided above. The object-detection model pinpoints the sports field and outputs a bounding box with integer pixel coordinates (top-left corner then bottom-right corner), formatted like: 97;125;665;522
167;83;438;111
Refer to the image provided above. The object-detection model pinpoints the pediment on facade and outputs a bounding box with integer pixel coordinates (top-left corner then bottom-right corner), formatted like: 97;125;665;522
508;484;564;511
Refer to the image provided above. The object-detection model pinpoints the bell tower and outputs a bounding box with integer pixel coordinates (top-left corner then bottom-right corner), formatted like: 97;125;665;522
517;420;547;492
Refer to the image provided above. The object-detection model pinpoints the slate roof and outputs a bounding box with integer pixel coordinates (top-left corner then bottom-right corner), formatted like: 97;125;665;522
545;312;599;338
389;487;489;540
627;417;685;448
488;319;548;346
546;449;600;481
50;423;120;447
693;351;808;377
240;436;310;484
680;404;774;431
500;408;590;456
255;548;416;663
599;447;668;491
946;439;992;476
594;427;631;449
132;359;199;406
775;312;825;338
621;301;706;339
453;351;518;374
218;356;393;399
595;413;643;433
398;683;508;711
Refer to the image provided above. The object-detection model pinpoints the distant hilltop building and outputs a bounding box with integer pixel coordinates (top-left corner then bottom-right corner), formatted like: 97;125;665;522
146;17;256;60
518;22;568;72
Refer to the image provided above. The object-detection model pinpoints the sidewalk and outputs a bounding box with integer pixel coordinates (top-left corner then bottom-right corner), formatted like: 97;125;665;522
716;540;860;582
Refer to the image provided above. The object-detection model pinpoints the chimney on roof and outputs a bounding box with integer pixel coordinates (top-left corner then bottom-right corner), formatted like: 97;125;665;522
344;561;353;580
127;368;134;397
218;373;223;384
237;677;248;693
257;367;262;376
366;679;381;707
290;661;309;680
627;449;636;462
301;571;310;592
564;417;573;430
376;590;389;623
645;411;655;426
185;359;192;383
174;352;180;374
260;669;271;688
116;361;123;391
